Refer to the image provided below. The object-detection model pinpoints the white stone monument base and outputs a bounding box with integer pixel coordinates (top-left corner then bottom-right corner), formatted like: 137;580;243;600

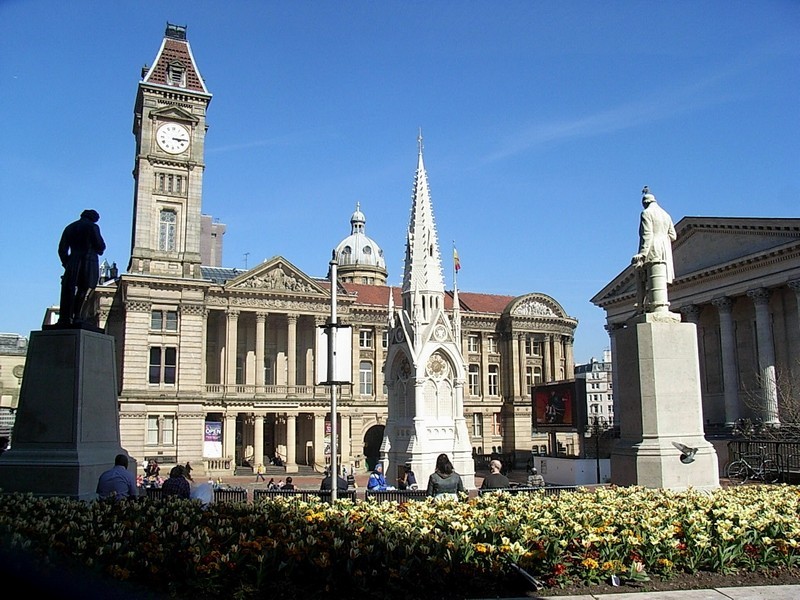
0;329;128;501
611;313;720;492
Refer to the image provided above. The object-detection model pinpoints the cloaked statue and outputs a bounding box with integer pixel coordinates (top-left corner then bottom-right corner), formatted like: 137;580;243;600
631;186;676;314
57;209;106;327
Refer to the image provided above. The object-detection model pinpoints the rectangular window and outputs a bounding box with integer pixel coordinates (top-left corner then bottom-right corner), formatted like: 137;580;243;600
467;334;479;353
151;309;178;331
488;365;499;396
359;360;373;395
359;329;373;349
472;413;483;437
159;209;177;252
492;412;503;436
149;346;177;384
381;331;389;349
487;336;498;353
468;364;480;396
147;415;176;446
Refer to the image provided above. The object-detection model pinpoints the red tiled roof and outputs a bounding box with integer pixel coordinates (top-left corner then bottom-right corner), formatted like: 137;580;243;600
145;38;206;93
335;283;515;315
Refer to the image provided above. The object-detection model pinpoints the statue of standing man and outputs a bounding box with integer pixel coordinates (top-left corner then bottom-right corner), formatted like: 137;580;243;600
57;209;106;326
631;187;676;313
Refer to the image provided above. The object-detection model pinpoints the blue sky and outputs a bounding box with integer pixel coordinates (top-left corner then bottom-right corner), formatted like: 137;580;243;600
1;1;798;364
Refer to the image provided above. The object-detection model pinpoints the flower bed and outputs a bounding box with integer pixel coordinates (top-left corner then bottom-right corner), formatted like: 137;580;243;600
1;485;799;599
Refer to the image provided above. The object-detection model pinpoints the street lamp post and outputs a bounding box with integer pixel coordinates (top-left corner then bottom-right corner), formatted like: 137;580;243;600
586;416;610;484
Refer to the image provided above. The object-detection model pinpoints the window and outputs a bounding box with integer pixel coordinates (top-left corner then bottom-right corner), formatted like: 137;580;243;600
151;310;178;331
467;334;479;353
167;61;186;87
526;336;542;356
159;209;176;251
533;366;542;384
487;336;498;353
488;365;499;396
492;412;503;436
149;346;177;384
146;415;175;445
468;364;480;396
381;331;389;349
359;329;373;349
472;413;483;437
359;361;373;395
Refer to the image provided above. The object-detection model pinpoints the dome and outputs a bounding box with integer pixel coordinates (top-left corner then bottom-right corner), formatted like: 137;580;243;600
333;203;387;285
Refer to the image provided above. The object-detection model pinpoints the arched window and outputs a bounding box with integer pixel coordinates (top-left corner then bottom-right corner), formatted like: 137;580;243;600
159;209;177;251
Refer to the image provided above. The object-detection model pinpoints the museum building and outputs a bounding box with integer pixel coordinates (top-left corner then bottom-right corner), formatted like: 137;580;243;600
92;24;577;478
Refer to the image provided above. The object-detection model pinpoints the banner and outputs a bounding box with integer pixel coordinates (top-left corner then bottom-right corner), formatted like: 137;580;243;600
203;421;222;458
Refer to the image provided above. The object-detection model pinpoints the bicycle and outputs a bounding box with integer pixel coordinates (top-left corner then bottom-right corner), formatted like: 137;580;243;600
725;446;781;484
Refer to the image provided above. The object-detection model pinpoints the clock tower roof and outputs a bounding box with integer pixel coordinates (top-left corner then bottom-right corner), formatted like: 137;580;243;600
141;23;210;96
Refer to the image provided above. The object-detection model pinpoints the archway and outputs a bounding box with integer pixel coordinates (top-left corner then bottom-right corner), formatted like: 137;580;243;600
363;425;384;471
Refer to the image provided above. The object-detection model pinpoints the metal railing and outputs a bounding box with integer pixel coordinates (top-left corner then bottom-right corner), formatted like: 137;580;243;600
727;440;800;483
365;489;429;503
477;485;579;497
252;489;357;503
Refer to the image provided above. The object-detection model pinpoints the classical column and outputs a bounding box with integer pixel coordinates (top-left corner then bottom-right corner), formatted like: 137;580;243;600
747;288;779;424
511;332;522;398
224;413;237;462
201;308;209;389
287;314;298;393
680;304;702;325
255;312;266;388
789;281;800;337
543;334;552;383
286;413;297;469
604;322;624;426
564;336;574;379
712;297;740;426
254;413;265;466
313;413;326;469
225;309;240;387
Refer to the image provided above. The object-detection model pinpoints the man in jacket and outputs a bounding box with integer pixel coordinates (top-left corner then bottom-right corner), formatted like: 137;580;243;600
57;209;106;326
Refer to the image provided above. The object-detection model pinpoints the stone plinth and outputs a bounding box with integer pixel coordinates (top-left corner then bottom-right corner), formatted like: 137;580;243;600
611;313;719;491
0;329;128;500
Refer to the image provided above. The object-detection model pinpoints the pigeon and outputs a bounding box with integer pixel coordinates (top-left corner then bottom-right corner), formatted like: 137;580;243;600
672;441;698;464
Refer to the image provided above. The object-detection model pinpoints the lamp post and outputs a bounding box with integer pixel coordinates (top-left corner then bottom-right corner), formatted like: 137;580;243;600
585;416;610;484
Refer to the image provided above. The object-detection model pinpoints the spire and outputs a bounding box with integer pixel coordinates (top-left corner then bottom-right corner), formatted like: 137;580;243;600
141;23;210;95
401;132;445;325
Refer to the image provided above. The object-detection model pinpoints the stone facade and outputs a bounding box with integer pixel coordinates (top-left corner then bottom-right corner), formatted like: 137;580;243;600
0;333;27;438
90;24;577;479
592;217;800;428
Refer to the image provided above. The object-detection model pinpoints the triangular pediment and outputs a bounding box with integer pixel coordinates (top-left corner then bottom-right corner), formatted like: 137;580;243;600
227;256;327;294
673;217;800;277
149;106;198;125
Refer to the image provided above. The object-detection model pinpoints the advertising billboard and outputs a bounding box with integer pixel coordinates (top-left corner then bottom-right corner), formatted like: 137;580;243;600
532;381;578;428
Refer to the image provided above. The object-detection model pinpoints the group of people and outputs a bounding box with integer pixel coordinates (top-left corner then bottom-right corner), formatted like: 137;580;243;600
267;477;294;490
96;455;215;504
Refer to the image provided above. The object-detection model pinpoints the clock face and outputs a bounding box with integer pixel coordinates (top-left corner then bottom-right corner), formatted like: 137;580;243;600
156;123;190;154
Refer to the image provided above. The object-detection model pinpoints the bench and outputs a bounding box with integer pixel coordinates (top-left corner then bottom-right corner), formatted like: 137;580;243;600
143;486;248;502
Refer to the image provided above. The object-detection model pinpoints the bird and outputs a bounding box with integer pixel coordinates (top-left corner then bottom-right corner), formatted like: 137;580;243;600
672;441;698;464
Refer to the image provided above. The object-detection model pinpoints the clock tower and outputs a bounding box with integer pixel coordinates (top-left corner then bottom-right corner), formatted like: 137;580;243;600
129;23;211;278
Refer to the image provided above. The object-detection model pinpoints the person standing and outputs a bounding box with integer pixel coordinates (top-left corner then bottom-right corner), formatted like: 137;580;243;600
96;454;138;500
631;186;677;313
480;459;511;490
426;453;465;500
57;209;106;326
255;463;266;482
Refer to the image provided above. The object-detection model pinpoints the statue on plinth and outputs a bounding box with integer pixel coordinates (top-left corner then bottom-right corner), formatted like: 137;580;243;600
631;187;676;313
57;209;106;326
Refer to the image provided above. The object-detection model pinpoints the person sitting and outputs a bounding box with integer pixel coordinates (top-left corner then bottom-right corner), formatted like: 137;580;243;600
480;459;511;490
367;462;394;491
267;477;277;490
144;459;160;479
397;464;418;490
161;465;191;499
282;476;295;490
426;453;465;501
320;469;348;491
96;454;138;500
527;467;545;488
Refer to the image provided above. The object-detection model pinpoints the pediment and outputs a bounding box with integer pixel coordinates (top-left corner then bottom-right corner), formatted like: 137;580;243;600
673;217;800;277
507;293;569;319
150;105;198;125
227;256;326;294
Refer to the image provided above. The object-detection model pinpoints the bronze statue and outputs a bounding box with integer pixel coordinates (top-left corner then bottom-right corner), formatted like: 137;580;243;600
631;187;676;313
57;209;106;326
